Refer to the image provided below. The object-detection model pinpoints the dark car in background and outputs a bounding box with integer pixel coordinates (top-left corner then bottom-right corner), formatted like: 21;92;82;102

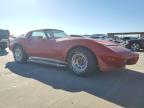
118;36;144;51
125;38;144;51
0;29;10;51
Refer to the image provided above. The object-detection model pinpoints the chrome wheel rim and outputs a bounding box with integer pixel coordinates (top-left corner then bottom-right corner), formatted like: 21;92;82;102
131;43;140;51
14;48;22;62
71;53;88;73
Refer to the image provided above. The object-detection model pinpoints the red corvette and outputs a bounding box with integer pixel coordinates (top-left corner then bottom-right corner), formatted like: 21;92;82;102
9;29;139;76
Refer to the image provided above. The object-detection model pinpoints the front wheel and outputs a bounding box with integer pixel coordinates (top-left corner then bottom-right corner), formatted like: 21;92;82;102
67;48;98;76
13;45;28;63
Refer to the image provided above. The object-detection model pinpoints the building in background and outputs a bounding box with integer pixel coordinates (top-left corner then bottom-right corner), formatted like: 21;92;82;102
107;32;144;38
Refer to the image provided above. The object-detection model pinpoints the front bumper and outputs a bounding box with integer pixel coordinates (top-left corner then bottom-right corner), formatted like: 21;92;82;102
97;52;139;72
125;54;139;65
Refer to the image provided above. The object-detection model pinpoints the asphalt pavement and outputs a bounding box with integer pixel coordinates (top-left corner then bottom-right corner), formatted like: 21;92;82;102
0;49;144;108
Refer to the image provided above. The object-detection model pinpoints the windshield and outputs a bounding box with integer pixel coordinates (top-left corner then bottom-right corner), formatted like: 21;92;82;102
51;30;68;38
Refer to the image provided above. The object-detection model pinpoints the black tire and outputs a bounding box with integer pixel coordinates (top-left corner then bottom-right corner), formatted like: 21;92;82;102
130;43;141;51
13;45;28;63
67;47;98;76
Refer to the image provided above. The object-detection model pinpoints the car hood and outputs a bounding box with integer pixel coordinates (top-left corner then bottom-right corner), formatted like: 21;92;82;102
107;45;138;58
67;37;117;46
92;37;138;58
92;39;117;46
57;37;139;58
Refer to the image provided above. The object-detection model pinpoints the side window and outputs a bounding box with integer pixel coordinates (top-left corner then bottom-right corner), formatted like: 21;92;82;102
31;31;47;39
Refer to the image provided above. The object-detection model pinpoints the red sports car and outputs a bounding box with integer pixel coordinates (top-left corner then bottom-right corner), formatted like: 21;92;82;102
9;29;139;76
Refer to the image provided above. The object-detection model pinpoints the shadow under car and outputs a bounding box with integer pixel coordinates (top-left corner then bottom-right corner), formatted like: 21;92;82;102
5;61;144;108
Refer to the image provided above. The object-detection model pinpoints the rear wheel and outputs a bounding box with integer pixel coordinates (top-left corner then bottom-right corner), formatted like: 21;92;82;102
67;48;98;76
130;43;141;51
13;45;28;63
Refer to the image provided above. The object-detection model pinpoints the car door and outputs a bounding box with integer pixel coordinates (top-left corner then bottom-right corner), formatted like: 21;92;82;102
45;30;69;60
25;30;53;58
